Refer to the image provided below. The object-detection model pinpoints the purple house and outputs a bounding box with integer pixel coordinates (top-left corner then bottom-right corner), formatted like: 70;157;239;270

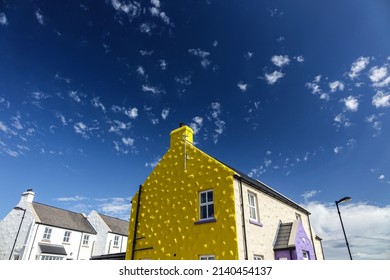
274;220;315;260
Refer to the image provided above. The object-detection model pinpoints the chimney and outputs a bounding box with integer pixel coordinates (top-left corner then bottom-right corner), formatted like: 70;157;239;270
170;123;193;147
21;189;35;203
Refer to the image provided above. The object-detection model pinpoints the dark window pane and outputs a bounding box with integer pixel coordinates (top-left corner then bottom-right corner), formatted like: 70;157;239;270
207;191;213;202
208;204;214;218
200;205;207;219
201;193;206;203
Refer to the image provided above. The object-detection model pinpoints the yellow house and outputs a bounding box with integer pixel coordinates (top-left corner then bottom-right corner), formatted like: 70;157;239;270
125;124;324;260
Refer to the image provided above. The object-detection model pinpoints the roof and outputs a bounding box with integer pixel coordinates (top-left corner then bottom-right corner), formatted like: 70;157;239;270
39;243;67;256
211;156;310;214
32;202;96;234
274;222;294;250
98;213;129;236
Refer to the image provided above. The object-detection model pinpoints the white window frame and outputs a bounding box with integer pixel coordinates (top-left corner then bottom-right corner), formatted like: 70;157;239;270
42;227;52;240
295;213;302;220
63;231;71;243
82;234;90;246
302;250;310;260
254;254;264;260
113;235;120;247
248;192;259;222
199;255;215;260
40;255;64;260
199;190;214;220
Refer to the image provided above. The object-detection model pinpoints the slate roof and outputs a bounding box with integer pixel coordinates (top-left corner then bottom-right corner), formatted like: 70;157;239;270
274;222;294;250
32;202;96;234
212;157;310;214
98;213;129;236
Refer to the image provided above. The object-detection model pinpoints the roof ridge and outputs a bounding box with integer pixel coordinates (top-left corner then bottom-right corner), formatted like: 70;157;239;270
32;201;86;216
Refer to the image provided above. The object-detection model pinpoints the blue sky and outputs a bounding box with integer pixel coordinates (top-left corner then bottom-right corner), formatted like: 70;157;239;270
1;0;390;260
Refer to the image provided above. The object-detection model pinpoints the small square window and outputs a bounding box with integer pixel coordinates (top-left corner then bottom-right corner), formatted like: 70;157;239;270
254;254;264;260
43;227;52;240
63;231;71;243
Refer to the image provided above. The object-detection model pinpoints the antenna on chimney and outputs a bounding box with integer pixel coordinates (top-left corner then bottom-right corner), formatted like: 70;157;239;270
27;188;33;192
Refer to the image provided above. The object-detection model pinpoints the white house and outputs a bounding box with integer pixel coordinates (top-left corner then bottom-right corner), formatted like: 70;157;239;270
87;211;128;256
0;189;129;260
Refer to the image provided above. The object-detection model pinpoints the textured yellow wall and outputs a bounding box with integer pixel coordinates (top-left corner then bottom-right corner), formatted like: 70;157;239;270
126;126;238;260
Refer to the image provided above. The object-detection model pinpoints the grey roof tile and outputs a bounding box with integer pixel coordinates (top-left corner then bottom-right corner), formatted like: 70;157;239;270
32;202;96;234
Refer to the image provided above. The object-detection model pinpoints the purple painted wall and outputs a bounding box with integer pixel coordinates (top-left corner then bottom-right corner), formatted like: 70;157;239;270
294;221;315;260
274;221;315;260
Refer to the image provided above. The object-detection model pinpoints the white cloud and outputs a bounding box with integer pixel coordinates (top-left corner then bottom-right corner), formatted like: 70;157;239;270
294;55;304;63
159;59;167;70
265;71;284;85
145;155;161;168
125;107;138;119
237;82;248;92
369;65;390;87
366;114;382;136
110;0;141;20
69;90;85;103
329;80;344;92
333;146;343;154
56;195;87;202
349;56;370;79
301;190;320;202
188;48;211;69
372;91;390;108
137;65;146;76
142;84;164;95
379;174;385;181
209;102;225;143
122;137;134;146
35;9;45;25
97;197;131;219
304;202;390;260
190;116;203;135
342;96;359;112
0;96;10;108
139;23;151;34
305;75;322;95
91;97;106;113
73;122;90;138
0;13;8;26
244;52;254;60
175;75;192;86
213;40;218;47
334;113;351;128
161;108;170;120
108;120;131;134
271;55;290;67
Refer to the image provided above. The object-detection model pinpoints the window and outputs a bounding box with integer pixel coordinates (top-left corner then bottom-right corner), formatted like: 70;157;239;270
114;235;119;247
295;213;302;220
248;192;259;222
42;227;52;240
63;231;71;243
199;190;214;220
82;234;90;246
254;254;264;260
199;255;215;260
302;250;310;260
40;255;64;260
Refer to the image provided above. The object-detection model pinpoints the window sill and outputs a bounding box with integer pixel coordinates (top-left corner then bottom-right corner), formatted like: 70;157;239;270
41;239;51;243
62;242;70;245
249;219;263;227
194;218;216;225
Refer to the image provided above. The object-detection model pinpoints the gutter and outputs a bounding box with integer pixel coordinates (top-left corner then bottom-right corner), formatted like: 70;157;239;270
238;178;248;260
131;185;143;260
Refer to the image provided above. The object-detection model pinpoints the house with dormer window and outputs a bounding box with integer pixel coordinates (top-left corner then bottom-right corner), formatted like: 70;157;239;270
126;124;324;260
0;190;128;260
